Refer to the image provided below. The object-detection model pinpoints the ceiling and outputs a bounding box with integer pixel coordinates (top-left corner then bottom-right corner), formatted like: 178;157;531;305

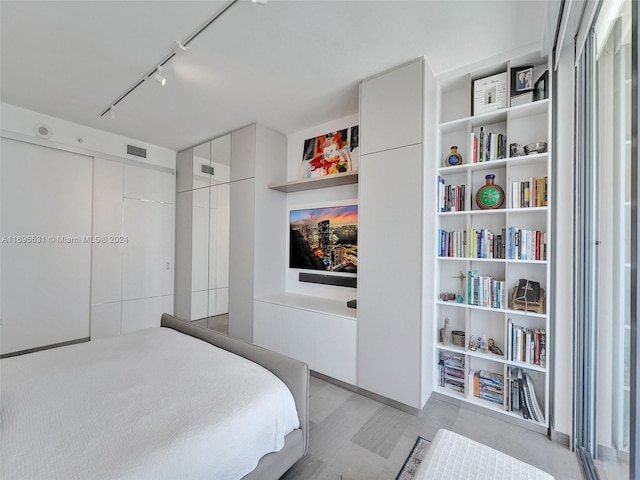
0;1;554;152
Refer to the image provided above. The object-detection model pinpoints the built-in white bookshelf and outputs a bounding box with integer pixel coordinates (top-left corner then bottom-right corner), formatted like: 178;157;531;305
433;53;552;433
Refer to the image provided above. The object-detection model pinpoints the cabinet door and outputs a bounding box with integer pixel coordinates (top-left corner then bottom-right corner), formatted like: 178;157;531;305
228;178;255;341
360;59;424;155
357;143;423;408
316;315;357;384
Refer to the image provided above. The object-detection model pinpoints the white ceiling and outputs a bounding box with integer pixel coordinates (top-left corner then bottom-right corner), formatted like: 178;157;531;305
0;0;554;152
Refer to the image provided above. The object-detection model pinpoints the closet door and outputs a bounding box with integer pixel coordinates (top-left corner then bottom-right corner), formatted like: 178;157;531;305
0;138;92;354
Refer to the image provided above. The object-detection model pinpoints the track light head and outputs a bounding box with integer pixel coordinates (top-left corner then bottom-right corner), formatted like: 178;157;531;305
252;0;267;5
172;40;189;55
153;65;166;86
109;106;116;119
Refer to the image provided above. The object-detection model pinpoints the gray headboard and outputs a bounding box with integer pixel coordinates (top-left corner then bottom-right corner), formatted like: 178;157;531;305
160;313;309;454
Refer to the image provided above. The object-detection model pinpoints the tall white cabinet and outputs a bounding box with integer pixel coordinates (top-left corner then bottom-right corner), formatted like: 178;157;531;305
358;58;436;409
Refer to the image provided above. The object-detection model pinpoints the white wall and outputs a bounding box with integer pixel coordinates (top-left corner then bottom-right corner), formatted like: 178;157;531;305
553;45;575;440
285;114;359;301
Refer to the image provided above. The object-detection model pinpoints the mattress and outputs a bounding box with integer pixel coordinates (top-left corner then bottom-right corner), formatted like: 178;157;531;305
0;327;300;480
415;429;555;480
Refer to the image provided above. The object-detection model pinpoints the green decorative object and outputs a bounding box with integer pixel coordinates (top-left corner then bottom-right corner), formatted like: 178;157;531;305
476;174;505;209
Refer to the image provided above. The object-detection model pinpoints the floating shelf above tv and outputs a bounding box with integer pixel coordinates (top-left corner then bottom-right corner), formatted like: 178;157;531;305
268;171;358;192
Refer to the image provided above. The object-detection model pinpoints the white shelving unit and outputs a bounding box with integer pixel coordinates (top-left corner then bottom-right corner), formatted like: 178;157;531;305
434;53;552;432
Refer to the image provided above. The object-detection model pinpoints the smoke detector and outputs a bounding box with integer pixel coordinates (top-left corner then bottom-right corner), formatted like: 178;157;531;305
33;124;52;139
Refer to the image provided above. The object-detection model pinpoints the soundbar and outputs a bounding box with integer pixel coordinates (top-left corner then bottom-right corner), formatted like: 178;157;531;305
298;272;357;288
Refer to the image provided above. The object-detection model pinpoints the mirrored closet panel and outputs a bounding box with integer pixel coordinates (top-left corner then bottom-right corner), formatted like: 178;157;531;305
175;134;231;324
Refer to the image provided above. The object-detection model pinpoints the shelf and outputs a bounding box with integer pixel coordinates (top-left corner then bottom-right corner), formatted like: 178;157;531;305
268;171;358;192
255;292;357;320
438;257;548;265
438;207;548;216
438;99;549;133
436;300;547;318
437;153;548;174
436;343;547;372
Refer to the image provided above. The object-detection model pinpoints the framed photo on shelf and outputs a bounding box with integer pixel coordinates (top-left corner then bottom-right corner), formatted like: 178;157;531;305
534;70;549;101
472;72;507;116
510;65;534;95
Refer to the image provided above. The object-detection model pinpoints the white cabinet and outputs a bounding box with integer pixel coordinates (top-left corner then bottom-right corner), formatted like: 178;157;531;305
92;159;175;340
356;57;434;410
360;59;424;155
358;143;424;407
254;294;357;384
434;54;552;432
228;177;255;340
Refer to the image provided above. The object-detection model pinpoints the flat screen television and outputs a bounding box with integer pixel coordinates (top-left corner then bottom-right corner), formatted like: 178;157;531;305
289;204;358;274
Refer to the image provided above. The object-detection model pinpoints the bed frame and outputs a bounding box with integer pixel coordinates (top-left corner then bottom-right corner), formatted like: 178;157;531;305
161;314;309;480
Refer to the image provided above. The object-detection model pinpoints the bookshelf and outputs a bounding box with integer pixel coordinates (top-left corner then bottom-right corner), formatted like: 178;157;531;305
434;53;552;433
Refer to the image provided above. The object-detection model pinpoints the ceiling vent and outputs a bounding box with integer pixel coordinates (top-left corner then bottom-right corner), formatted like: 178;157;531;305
127;144;147;158
201;164;215;176
33;124;52;139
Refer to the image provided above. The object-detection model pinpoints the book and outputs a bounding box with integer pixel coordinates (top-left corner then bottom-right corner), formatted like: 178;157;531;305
515;278;541;303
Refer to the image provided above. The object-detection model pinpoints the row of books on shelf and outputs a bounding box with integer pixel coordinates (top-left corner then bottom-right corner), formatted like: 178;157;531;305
507;367;545;423
437;178;466;212
511;177;548;208
469;128;507;163
508;320;546;367
469;369;504;405
438;227;547;261
438;352;465;393
438;354;546;424
467;271;506;309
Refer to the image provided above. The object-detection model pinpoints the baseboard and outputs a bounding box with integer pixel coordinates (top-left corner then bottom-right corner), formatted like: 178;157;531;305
310;370;419;415
0;337;90;359
551;429;571;447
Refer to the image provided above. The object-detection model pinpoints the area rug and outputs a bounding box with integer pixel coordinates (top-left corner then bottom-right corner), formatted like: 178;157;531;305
395;436;431;480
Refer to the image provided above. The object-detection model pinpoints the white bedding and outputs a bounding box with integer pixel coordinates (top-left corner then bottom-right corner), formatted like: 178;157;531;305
0;327;300;480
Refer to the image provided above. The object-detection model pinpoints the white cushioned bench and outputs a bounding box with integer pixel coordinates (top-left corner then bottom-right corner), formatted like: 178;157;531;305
414;429;555;480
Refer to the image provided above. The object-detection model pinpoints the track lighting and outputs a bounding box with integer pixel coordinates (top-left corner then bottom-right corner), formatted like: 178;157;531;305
252;0;267;4
172;40;189;55
153;65;166;86
109;106;116;119
100;0;243;118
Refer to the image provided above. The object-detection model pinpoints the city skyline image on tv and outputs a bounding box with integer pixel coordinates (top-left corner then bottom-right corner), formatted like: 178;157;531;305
289;204;358;273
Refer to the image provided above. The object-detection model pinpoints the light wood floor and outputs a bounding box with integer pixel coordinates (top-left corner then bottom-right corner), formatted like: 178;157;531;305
281;375;583;480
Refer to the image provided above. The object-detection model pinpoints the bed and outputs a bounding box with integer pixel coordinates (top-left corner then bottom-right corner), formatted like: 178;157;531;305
0;313;309;480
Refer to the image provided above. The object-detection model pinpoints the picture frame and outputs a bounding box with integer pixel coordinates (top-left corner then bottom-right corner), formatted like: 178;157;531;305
534;70;549;101
472;72;507;116
510;65;534;96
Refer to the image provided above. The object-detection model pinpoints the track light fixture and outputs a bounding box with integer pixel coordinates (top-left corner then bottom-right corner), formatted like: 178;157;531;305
109;106;116;119
153;65;166;86
172;40;189;55
100;0;264;118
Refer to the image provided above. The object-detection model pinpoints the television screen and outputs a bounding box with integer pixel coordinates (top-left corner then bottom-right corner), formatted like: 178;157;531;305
289;204;358;273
